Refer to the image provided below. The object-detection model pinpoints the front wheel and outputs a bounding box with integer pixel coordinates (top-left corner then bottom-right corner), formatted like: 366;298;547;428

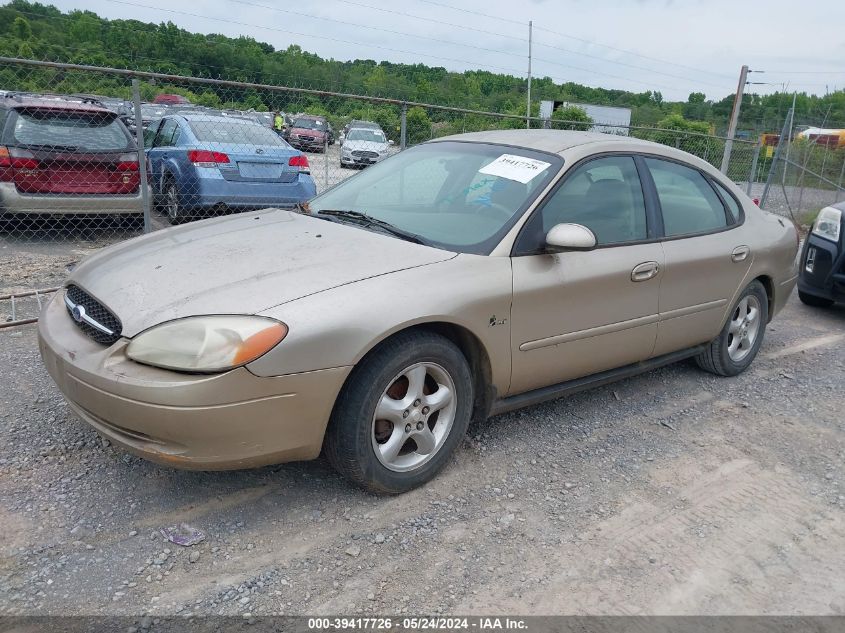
324;331;473;494
696;280;768;376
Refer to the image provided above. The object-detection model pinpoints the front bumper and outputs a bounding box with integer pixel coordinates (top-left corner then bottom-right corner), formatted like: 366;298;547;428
341;153;387;166
37;292;351;470
288;138;326;151
0;182;143;216
798;233;845;302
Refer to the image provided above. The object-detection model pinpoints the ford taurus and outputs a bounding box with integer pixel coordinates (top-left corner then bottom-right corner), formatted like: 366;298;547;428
38;130;799;493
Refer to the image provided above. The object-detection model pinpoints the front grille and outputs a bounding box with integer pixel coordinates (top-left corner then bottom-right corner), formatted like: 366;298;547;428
352;151;379;158
65;285;122;345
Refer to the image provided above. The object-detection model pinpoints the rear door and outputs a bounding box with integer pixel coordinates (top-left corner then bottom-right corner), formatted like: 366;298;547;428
510;155;664;394
642;156;752;355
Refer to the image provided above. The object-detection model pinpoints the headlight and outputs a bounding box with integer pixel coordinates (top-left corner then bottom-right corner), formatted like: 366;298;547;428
812;206;842;243
126;316;287;373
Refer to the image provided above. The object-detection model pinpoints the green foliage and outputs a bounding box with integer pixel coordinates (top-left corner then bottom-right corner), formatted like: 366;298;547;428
550;104;593;131
405;106;431;144
13;15;31;39
0;0;843;137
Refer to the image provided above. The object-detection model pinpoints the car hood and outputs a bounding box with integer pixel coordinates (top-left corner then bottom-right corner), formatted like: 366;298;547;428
68;209;456;337
290;127;326;137
343;139;388;152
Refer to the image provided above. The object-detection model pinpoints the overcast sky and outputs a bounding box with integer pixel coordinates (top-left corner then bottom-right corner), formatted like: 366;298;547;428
47;0;845;102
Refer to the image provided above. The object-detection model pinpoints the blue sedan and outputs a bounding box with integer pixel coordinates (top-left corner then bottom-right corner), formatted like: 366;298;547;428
145;114;317;224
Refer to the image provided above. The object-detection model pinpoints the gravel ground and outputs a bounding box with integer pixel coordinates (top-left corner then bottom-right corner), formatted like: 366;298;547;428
1;230;844;617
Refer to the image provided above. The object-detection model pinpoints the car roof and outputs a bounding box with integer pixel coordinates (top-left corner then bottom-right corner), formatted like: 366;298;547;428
177;113;261;124
2;94;114;114
429;129;657;155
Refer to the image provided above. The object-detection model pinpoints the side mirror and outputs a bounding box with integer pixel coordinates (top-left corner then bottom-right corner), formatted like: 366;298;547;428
545;223;597;252
339;134;345;145
388;139;395;146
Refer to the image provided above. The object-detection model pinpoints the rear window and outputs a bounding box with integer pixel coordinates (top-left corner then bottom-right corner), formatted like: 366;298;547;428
11;109;131;152
188;120;286;146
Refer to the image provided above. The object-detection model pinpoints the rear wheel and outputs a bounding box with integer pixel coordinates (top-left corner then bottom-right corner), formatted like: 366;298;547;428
798;290;834;308
164;180;185;225
696;280;768;377
324;331;473;494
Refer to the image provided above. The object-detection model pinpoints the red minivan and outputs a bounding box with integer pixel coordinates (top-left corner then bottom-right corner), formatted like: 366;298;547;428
152;94;190;105
0;93;143;217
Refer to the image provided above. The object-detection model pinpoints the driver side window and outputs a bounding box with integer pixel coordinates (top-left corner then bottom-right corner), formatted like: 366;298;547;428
519;155;647;251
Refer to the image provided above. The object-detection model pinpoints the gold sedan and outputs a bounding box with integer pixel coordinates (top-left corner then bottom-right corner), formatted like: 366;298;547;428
39;130;799;493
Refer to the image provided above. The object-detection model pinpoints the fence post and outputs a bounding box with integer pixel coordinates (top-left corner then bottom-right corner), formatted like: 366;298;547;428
760;106;794;209
400;103;407;150
324;135;329;191
131;78;152;233
746;141;761;196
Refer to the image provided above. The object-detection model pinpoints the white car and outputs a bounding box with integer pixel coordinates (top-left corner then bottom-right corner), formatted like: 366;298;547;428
340;127;392;168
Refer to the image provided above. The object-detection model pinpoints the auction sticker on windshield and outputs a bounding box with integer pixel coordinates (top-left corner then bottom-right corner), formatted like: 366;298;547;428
478;154;552;184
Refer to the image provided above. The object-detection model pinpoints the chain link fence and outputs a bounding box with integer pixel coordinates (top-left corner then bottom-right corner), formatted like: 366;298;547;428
2;55;828;270
757;135;845;225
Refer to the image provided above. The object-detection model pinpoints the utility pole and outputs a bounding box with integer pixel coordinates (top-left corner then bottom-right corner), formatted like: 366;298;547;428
720;64;749;174
526;20;532;129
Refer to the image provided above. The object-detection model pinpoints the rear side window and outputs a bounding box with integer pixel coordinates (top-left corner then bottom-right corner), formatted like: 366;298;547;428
645;158;728;237
153;119;179;148
11;109;131;152
711;179;742;224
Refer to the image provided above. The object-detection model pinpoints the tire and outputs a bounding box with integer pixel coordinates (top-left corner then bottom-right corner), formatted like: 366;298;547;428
324;331;474;494
696;280;768;377
798;290;834;308
164;179;185;225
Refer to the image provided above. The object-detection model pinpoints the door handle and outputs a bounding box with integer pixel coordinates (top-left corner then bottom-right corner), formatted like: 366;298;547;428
631;261;660;282
731;246;751;262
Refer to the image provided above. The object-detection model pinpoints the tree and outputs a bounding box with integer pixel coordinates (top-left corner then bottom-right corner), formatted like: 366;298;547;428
550;104;593;131
688;92;706;104
405;106;431;145
13;16;31;40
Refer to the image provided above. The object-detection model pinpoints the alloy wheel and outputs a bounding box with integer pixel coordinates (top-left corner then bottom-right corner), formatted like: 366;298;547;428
371;362;456;472
727;295;761;362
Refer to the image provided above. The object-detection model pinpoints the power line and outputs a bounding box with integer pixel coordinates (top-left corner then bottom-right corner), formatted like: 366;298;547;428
103;0;529;76
226;0;685;93
411;0;736;81
331;0;728;92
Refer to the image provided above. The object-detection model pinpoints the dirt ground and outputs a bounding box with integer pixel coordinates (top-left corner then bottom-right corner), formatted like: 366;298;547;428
0;236;843;618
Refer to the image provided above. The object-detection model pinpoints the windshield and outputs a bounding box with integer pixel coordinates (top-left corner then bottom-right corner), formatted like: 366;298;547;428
309;141;562;254
347;128;386;143
189;120;286;146
293;118;325;130
12;110;131;152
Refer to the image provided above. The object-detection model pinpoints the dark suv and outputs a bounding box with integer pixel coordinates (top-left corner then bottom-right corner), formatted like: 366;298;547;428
798;200;845;307
0;93;142;218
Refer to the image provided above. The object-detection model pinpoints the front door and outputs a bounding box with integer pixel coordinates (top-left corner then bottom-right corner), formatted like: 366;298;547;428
510;155;663;395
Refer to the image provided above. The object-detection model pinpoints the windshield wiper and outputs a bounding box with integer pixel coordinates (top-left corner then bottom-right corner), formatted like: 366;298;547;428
316;209;429;245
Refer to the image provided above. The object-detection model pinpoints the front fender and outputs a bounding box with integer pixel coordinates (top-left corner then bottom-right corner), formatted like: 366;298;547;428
247;254;514;395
